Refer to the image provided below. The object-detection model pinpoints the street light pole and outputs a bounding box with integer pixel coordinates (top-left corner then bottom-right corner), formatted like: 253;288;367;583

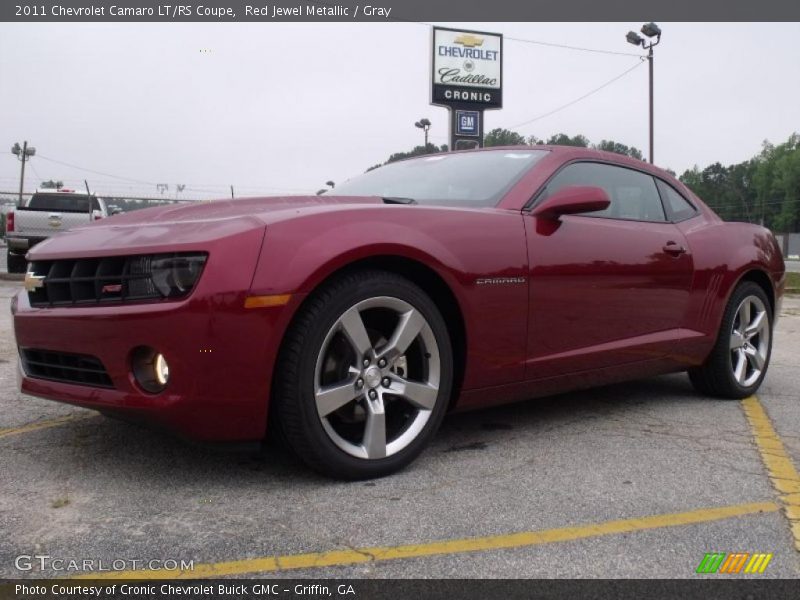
648;43;654;164
414;118;431;149
11;140;36;205
626;23;661;164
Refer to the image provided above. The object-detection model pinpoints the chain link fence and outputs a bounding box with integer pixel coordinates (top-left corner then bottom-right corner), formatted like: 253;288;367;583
0;191;196;236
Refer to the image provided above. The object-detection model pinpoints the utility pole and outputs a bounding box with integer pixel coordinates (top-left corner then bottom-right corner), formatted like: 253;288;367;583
11;141;36;204
626;23;661;164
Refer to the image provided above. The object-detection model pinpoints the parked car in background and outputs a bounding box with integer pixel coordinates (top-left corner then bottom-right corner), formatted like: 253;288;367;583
5;189;108;273
12;147;785;479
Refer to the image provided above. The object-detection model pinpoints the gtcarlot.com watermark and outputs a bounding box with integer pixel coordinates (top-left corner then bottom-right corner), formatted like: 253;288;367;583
15;554;194;573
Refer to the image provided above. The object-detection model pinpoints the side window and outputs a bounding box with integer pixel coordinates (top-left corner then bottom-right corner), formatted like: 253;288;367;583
543;162;667;222
91;197;101;212
656;180;698;222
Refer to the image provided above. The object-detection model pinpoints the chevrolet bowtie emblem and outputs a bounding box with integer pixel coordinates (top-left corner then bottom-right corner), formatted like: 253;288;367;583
454;34;484;48
24;272;45;292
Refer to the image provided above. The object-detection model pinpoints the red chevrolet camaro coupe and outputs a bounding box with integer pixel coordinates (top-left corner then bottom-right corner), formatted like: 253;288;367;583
13;146;785;478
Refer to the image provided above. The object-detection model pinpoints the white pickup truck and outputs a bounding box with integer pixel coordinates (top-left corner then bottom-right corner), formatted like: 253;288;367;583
5;189;108;273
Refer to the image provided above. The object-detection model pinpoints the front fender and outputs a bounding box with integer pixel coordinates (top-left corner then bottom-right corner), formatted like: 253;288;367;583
251;218;467;299
249;206;530;390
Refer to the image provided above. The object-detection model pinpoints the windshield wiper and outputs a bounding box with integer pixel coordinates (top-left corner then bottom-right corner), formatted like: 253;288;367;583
382;196;417;205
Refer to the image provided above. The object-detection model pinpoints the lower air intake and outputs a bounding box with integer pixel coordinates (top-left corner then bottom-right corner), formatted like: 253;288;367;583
20;348;114;389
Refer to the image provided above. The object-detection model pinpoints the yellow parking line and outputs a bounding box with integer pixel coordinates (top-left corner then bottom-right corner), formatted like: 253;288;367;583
0;414;92;439
742;395;800;550
78;501;778;579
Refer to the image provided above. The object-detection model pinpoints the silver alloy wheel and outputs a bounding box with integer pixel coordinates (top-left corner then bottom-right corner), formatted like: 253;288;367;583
313;296;441;460
729;295;770;387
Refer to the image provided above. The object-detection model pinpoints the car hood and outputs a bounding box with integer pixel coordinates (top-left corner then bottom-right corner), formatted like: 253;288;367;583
100;195;383;226
27;195;383;260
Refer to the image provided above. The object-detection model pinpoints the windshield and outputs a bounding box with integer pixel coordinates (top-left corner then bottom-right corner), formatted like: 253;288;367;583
333;149;548;208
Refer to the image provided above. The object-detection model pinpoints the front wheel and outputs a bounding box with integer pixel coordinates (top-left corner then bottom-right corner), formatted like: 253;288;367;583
689;281;772;399
273;270;453;479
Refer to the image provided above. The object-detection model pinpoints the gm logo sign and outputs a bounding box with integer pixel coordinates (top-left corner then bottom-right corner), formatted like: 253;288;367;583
455;110;480;137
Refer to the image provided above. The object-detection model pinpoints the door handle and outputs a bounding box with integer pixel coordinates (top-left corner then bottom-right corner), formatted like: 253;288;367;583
663;241;686;256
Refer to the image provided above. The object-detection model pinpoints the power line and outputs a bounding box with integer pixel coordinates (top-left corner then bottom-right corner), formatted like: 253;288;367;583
410;18;645;58
30;154;313;194
302;0;645;57
505;59;646;131
501;34;643;58
36;154;157;185
28;161;44;185
426;60;646;142
705;200;795;210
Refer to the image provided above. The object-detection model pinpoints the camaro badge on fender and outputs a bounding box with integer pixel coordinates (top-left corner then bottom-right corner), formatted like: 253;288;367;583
475;277;527;285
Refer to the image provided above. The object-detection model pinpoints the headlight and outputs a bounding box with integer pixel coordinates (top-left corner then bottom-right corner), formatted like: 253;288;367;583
128;253;207;299
150;254;207;298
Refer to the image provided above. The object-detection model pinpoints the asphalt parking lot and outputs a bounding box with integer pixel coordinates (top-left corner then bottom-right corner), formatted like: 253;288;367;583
1;277;799;579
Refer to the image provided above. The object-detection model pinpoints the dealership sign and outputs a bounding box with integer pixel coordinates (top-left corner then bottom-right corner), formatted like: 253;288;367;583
431;27;503;109
430;27;503;150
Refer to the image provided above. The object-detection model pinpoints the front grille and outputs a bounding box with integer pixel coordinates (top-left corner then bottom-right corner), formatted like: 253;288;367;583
20;348;114;388
27;253;197;307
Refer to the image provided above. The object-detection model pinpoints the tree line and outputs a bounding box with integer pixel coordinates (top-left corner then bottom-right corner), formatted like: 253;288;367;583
680;134;800;232
370;129;800;233
368;128;644;171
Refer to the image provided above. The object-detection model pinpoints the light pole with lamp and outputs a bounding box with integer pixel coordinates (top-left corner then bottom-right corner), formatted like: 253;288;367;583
414;118;431;148
626;22;662;164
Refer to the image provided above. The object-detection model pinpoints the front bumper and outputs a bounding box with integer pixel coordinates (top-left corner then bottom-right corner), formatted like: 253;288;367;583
13;287;302;441
6;235;45;253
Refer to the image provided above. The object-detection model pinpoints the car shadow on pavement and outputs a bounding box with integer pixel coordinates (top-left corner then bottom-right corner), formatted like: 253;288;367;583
18;372;713;486
437;372;702;443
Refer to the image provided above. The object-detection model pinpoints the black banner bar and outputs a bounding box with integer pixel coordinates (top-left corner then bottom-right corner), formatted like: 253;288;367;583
2;0;800;22
3;579;800;600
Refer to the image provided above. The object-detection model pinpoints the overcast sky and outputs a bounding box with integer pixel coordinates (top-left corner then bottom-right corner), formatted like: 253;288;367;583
1;22;799;199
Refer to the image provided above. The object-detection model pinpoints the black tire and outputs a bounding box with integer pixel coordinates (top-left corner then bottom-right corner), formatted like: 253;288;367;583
272;269;453;479
689;281;773;399
7;251;27;274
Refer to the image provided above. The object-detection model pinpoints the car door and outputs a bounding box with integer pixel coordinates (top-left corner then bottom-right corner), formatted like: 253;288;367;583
523;161;694;378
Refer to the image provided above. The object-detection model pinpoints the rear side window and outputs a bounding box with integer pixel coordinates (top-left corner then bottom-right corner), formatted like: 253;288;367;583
543;162;666;222
27;194;94;212
656;180;698;222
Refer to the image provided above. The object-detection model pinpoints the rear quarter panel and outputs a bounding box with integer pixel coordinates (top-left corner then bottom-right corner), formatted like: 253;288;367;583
676;215;784;360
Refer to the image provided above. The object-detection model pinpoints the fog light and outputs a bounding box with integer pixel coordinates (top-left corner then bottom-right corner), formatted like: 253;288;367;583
155;353;169;385
132;346;170;394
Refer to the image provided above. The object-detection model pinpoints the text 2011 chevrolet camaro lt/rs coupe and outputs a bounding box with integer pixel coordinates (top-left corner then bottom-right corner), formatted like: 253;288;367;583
13;147;785;478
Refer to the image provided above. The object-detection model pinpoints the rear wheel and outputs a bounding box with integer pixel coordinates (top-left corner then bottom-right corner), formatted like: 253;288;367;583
7;251;26;274
689;281;772;399
273;270;453;479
